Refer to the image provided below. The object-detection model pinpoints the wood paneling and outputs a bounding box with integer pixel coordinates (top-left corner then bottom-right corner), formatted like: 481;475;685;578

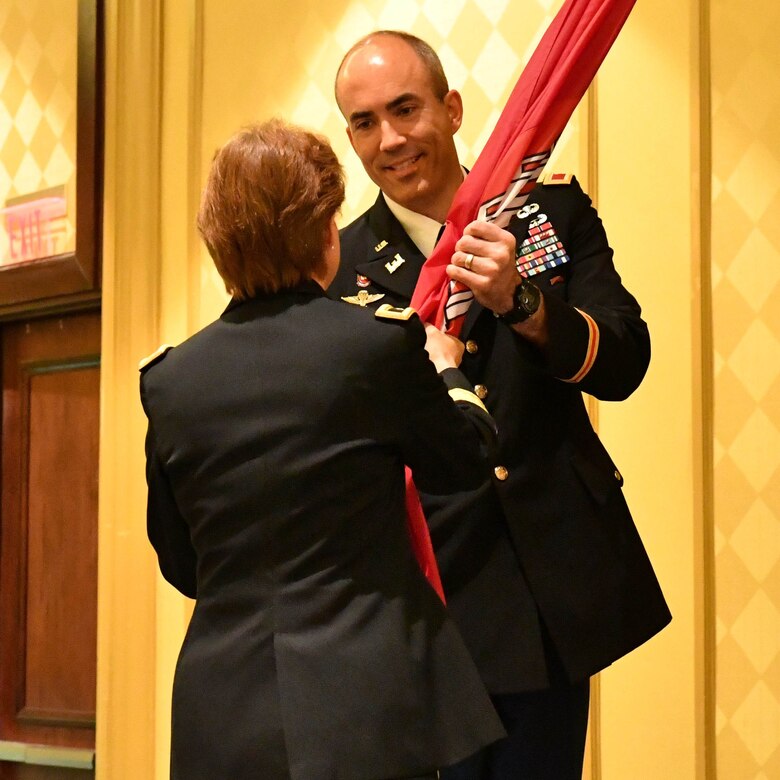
0;312;99;778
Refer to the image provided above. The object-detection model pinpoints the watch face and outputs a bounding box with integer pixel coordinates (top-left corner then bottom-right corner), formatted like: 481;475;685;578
518;281;541;314
501;281;536;324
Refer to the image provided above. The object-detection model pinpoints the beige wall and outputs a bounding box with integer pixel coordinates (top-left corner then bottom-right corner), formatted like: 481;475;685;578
97;0;778;777
597;0;702;776
711;1;780;777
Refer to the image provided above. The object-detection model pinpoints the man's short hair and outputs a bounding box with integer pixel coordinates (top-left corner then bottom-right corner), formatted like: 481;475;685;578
197;119;345;299
335;30;450;110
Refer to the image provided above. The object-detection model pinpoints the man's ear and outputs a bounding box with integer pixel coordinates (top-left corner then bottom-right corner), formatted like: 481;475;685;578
443;89;464;134
346;125;356;151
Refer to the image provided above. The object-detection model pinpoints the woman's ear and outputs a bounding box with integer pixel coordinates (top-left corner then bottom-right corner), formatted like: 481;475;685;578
314;216;341;289
326;216;339;250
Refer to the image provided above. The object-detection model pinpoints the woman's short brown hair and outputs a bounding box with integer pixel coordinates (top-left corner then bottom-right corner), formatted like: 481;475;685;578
197;119;345;299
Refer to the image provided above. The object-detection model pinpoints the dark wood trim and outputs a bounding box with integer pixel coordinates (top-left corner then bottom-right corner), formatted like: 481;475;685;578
0;0;104;313
17;707;96;730
0;294;101;325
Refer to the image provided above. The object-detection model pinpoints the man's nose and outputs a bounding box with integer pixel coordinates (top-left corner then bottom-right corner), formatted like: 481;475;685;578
379;120;405;152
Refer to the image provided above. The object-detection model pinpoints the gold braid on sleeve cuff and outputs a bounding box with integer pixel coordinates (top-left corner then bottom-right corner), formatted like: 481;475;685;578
448;387;488;413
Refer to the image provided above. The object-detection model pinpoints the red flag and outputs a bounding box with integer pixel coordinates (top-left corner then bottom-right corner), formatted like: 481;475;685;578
405;473;445;600
406;0;638;599
412;0;637;333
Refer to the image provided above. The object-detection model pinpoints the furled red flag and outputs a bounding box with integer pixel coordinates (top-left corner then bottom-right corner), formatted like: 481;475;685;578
413;0;637;332
405;0;638;600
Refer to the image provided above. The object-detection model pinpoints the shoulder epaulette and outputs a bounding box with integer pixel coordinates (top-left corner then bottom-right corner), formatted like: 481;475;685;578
138;344;174;372
375;304;416;322
539;172;573;186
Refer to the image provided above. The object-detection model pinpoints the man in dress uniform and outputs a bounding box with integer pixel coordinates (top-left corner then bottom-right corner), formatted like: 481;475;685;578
329;31;671;780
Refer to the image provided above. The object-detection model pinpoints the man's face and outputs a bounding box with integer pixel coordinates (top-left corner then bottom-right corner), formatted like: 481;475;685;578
336;37;463;222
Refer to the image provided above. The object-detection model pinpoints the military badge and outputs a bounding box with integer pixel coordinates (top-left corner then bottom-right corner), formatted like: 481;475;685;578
341;290;385;307
356;274;371;288
384;254;405;274
516;202;540;220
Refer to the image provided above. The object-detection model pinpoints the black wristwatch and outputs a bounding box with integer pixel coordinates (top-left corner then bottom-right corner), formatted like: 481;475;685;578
500;278;542;324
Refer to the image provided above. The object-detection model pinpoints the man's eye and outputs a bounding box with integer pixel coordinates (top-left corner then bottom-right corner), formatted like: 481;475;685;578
397;105;416;117
354;120;373;131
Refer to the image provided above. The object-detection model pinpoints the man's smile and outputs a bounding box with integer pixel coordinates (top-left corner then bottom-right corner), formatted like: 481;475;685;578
383;153;424;175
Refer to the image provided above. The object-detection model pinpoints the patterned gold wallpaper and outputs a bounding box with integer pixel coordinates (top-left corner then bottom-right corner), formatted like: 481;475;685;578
0;0;77;265
711;0;780;776
199;0;584;323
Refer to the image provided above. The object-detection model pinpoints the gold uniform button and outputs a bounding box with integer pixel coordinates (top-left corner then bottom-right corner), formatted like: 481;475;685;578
475;384;488;399
614;469;622;482
465;340;479;354
494;465;509;481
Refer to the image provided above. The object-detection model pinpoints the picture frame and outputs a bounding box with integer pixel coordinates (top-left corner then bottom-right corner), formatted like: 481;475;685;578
0;0;103;318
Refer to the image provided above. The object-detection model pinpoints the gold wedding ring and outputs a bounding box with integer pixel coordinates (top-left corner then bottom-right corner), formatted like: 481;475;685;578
463;253;474;271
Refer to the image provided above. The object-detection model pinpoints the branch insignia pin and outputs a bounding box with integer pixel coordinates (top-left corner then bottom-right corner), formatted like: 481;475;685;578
385;254;405;274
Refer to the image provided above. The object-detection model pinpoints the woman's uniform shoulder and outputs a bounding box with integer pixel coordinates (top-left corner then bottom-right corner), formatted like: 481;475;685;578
314;297;426;359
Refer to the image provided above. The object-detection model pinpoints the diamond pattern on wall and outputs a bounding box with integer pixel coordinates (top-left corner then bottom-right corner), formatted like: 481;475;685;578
731;683;780;766
712;0;780;776
730;591;780;675
730;500;780;583
0;0;76;264
726;229;780;313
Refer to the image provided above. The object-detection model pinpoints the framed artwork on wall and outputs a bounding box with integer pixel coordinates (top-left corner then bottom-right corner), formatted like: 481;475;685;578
0;0;102;318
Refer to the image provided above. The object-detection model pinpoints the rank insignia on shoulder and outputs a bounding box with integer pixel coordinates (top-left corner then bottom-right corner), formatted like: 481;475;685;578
375;304;416;321
138;344;174;371
539;172;573;186
374;240;388;252
342;290;385;307
356;274;371;288
385;254;405;274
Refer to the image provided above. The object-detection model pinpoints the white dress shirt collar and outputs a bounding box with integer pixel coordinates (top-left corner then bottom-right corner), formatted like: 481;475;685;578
382;194;443;260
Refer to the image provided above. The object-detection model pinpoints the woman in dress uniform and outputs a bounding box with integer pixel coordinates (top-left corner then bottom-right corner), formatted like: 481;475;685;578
140;119;503;780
